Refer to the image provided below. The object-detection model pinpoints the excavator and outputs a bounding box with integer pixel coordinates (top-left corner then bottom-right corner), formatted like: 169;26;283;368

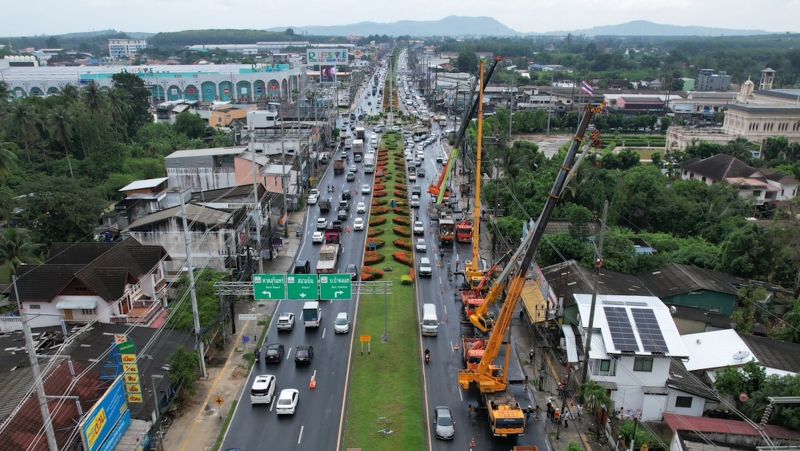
458;101;604;438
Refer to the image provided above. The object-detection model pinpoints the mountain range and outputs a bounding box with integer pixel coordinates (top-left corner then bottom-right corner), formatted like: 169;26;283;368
271;16;770;37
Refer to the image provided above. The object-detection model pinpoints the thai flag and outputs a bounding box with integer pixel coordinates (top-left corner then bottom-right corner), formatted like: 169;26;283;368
581;80;594;97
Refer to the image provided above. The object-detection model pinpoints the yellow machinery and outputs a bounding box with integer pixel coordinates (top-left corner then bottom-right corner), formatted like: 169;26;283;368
458;103;602;438
465;60;486;288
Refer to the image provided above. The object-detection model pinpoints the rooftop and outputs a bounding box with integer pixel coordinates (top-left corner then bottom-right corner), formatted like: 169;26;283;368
739;334;800;375
639;263;739;299
164;146;245;160
574;294;687;357
679;154;758;182
541;260;653;309
663;412;800;441
681;329;756;372
118;177;169;192
667;360;718;401
126;203;232;230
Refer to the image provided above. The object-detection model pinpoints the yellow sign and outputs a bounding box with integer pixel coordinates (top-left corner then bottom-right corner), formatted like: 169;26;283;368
122;363;139;374
215;395;224;406
85;408;107;449
359;335;372;344
126;383;142;394
124;373;140;384
126;393;143;404
120;353;137;364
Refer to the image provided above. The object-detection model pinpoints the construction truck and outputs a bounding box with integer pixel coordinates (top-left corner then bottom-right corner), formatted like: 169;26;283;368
438;212;455;243
319;198;332;213
316;244;341;274
457;60;603;440
334;159;345;175
456;220;473;243
324;224;342;244
462;337;485;371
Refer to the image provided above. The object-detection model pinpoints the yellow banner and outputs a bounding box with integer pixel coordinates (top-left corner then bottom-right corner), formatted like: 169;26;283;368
122;363;139;374
120;353;137;364
127;393;143;404
125;383;142;394
124;373;140;384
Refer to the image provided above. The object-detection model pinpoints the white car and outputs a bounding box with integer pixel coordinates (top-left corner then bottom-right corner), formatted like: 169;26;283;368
307;194;318;205
250;374;276;405
334;312;350;334
275;389;299;415
415;238;427;253
309;188;320;197
356;202;366;214
413;220;424;235
361;184;371;194
408;172;417;182
411;194;420;207
419;257;432;277
316;218;328;230
276;313;295;331
312;231;324;244
417;150;425;160
405;152;413;162
354;217;365;231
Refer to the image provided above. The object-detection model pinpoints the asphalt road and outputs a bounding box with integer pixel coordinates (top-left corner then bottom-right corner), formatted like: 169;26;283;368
397;51;550;451
222;68;385;451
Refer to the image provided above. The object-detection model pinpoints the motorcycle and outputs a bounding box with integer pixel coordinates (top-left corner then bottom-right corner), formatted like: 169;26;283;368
424;349;430;365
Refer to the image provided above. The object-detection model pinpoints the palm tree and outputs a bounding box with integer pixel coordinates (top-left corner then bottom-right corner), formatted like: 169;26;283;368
82;82;104;113
106;90;132;140
0;137;19;177
0;81;9;102
8;102;42;163
61;84;80;103
47;106;75;177
0;229;40;276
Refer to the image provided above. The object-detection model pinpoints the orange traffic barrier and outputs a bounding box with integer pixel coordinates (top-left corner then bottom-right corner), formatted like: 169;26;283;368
309;376;317;390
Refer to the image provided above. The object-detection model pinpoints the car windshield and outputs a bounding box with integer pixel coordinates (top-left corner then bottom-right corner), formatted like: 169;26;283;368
437;412;453;426
278;397;292;406
266;349;278;356
336;317;348;325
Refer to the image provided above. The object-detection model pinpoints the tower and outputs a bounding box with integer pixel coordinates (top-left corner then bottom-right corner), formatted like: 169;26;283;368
759;68;775;91
738;78;754;102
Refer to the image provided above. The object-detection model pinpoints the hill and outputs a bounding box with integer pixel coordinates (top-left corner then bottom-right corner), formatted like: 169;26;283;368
272;15;520;37
547;20;769;37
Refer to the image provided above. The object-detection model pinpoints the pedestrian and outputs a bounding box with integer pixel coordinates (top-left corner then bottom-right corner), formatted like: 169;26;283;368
467;404;473;417
529;348;535;364
534;405;541;420
524;374;529;392
554;408;561;424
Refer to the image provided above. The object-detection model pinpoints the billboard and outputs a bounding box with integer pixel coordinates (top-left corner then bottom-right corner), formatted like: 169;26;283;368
307;48;348;65
80;376;131;451
320;66;337;83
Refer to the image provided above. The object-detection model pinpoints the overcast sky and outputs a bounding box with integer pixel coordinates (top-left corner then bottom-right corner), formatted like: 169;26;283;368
7;0;800;36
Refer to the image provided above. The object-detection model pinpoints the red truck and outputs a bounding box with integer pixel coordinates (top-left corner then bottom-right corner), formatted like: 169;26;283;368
324;224;342;244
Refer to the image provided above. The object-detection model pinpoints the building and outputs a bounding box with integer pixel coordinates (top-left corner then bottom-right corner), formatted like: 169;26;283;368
0;63;305;104
638;263;741;317
668;91;737;121
108;39;147;59
209;104;255;128
9;239;170;328
695;69;732;92
571;294;688;421
608;95;665;112
664;413;800;450
679;154;798;205
739;334;800;376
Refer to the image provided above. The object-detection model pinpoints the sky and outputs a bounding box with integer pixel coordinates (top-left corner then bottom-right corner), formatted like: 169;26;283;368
6;0;800;36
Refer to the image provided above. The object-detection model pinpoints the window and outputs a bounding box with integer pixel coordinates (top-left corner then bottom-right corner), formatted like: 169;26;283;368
29;304;41;310
633;357;653;372
600;360;611;372
81;308;96;315
675;396;693;408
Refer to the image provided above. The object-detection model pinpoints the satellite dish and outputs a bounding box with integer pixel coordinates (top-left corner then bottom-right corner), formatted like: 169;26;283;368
670;305;677;316
733;351;751;361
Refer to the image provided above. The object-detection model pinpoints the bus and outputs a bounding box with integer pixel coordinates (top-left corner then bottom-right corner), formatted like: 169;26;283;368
302;301;322;327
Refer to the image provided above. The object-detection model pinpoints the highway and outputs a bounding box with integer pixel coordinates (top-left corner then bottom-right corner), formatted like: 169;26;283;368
397;50;549;450
221;63;386;451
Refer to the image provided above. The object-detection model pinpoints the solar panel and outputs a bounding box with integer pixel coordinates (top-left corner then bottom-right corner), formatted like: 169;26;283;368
603;307;639;352
632;309;669;354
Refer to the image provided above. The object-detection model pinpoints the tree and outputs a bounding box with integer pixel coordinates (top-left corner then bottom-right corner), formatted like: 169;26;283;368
732;285;767;334
580;380;614;412
565;203;593;240
173;112;207;139
455;50;479;74
777;299;800;344
0;137;19;177
47;106;75;177
718;224;773;279
0;229;40;276
169;347;200;396
8;102;42;163
45;36;60;48
715;361;766;399
112;72;152;136
619;419;659;449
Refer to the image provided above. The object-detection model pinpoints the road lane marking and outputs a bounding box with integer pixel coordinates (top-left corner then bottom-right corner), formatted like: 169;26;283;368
322;327;326;340
286;347;292;360
458;387;464;402
298;425;304;444
443;303;447;315
270;400;275;412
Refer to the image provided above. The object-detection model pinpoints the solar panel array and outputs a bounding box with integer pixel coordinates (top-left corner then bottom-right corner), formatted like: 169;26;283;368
603;306;639;352
631;309;669;353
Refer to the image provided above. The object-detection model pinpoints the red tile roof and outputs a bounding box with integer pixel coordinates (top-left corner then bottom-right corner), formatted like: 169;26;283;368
663;413;800;440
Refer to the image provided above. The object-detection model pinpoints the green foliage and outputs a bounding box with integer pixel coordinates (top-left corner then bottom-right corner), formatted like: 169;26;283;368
112;73;152;136
580;380;614;412
566;443;584;451
732;285;768;334
173;111;207;139
715;361;767;399
718;224;774;279
0;229;41;276
169;347;200;395
777;300;800;344
168;270;230;333
564;203;593;240
455;50;479;73
618;420;659;448
538;233;594;268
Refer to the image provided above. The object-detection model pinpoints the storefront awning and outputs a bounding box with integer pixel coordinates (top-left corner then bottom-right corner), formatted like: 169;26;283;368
56;299;98;310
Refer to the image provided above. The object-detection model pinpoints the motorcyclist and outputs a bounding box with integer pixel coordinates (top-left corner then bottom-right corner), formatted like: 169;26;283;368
424;348;430;363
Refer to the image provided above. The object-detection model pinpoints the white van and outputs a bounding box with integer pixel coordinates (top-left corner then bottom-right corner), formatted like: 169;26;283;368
421;303;439;336
250;374;276;405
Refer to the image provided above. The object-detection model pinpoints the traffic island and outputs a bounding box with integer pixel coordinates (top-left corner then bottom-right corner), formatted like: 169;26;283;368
345;130;424;450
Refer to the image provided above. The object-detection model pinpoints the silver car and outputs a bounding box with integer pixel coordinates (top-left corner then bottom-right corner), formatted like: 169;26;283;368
433;406;455;440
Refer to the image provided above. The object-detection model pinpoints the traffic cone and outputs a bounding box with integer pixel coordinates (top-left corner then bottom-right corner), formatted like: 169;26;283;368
309;376;317;390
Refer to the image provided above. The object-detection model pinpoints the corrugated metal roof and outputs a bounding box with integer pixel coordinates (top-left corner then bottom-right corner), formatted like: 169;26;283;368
126;203;231;230
663;413;800;440
118;177;168;192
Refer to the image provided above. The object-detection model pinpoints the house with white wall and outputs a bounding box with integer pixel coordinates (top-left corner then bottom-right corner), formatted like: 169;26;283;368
10;239;170;328
573;294;690;421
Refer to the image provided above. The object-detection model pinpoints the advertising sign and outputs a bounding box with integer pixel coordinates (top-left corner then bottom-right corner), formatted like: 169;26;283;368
307;48;348;65
80;377;131;451
320;66;337;83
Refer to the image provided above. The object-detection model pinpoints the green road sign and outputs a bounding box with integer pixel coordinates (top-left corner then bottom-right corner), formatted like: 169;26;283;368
253;274;286;301
319;274;353;300
117;341;137;354
287;274;319;300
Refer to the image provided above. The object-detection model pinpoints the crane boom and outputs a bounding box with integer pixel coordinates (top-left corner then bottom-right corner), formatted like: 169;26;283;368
459;103;603;392
467;60;486;283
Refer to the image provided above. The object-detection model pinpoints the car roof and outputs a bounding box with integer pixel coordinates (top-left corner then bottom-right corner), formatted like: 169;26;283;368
436;406;451;415
279;388;298;397
278;312;293;318
421;257;431;264
336;312;348;319
254;374;275;384
267;343;282;349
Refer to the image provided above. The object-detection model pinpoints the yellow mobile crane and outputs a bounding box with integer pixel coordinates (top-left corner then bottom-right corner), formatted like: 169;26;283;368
458;103;603;438
464;60;487;288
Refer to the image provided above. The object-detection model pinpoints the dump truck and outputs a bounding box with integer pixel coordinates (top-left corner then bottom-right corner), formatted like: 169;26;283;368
334;159;345;175
318;198;332;213
316;244;340;274
324;224;342;244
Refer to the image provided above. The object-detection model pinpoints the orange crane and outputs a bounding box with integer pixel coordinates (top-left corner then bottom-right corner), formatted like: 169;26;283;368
458;102;603;438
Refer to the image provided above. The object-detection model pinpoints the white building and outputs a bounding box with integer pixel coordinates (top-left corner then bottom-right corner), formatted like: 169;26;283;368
108;39;147;59
573;294;690;421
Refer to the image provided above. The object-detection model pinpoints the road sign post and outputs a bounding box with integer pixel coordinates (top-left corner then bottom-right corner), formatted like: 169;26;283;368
253;274;286;301
287;274;319;300
319;274;353;300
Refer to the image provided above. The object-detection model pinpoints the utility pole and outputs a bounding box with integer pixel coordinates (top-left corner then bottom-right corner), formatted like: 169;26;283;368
251;153;264;274
12;276;59;451
580;200;608;384
555;366;572;440
179;193;207;378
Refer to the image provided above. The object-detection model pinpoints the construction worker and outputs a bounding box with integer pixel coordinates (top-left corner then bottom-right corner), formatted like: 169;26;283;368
529;348;535;364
